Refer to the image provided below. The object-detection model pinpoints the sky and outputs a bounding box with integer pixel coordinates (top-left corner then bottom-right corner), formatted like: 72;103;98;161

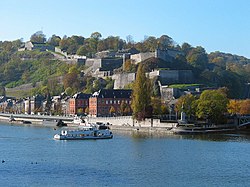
1;0;250;57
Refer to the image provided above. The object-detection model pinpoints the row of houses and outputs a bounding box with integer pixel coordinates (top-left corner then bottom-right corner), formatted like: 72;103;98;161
0;89;132;117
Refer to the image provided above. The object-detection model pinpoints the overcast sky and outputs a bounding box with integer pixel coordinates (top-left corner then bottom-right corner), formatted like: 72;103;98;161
1;0;250;57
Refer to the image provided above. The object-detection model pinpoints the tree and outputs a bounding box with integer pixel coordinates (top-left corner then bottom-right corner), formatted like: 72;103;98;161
151;97;163;115
0;84;6;96
65;87;73;96
93;79;101;91
124;59;136;72
91;32;102;40
30;31;46;43
76;46;88;56
124;106;131;116
227;100;241;114
120;100;127;116
109;106;116;116
63;72;80;92
143;36;158;52
45;92;52;114
85;106;89;115
239;99;250;115
187;46;208;70
126;35;134;48
131;64;152;121
175;94;197;119
181;42;193;56
105;77;114;89
196;89;229;124
47;35;61;46
158;35;174;49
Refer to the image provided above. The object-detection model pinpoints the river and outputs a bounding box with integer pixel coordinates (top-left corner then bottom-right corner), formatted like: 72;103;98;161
0;122;250;187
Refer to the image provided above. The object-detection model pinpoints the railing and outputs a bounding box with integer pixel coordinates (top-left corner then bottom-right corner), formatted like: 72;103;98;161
238;116;250;127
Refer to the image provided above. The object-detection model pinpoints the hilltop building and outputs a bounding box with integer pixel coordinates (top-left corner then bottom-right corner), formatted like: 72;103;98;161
130;49;183;64
149;70;194;85
18;41;54;52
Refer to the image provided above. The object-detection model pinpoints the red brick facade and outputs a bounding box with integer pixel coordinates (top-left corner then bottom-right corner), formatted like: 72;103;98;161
88;89;132;117
68;93;91;115
89;97;131;117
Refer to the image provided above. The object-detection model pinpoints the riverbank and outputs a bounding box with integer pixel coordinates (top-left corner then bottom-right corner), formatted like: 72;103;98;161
0;113;244;135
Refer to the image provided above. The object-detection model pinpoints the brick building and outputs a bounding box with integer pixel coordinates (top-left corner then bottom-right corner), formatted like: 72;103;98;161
69;92;91;115
89;89;132;117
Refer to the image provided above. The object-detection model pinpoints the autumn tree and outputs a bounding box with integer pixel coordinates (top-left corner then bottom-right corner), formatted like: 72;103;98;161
131;63;152;121
239;99;250;115
227;100;241;114
109;106;116;116
124;59;136;72
85;106;89;115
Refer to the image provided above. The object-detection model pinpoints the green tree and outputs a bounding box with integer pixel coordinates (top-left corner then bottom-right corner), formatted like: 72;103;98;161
105;77;114;89
120;100;127;116
0;84;6;96
76;46;88;56
45;92;52;114
47;35;61;46
63;72;80;92
196;89;229;124
131;64;152;121
151;97;163;115
158;35;174;49
90;32;102;40
187;46;208;70
65;87;73;96
30;31;46;43
175;94;197;120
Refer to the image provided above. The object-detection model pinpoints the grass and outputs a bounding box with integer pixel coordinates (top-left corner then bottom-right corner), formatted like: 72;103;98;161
169;84;202;89
6;89;31;98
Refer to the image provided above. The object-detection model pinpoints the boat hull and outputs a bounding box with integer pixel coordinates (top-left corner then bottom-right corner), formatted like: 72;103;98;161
54;135;113;140
171;126;236;134
53;127;113;140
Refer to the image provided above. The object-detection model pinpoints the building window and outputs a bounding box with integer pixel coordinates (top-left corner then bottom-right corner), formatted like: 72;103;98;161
118;100;120;104
106;100;108;104
110;100;112;104
114;100;116;104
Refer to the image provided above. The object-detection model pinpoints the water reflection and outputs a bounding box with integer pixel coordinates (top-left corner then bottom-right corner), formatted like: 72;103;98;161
113;129;250;143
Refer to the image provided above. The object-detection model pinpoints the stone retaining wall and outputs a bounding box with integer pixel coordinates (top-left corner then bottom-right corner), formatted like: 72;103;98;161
86;116;177;128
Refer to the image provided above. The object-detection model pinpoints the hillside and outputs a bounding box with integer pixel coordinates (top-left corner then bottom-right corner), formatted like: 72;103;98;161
0;32;249;99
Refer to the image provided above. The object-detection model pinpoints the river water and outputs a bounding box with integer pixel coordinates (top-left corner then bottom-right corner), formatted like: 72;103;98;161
0;122;250;187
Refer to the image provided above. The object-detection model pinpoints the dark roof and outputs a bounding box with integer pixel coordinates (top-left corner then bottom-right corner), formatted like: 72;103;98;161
92;89;132;99
73;92;91;99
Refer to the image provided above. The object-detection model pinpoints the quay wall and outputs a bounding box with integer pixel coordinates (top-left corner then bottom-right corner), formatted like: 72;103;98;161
86;116;177;128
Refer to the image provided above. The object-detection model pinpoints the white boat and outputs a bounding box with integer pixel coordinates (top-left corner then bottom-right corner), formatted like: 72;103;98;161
53;124;113;140
73;115;85;125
